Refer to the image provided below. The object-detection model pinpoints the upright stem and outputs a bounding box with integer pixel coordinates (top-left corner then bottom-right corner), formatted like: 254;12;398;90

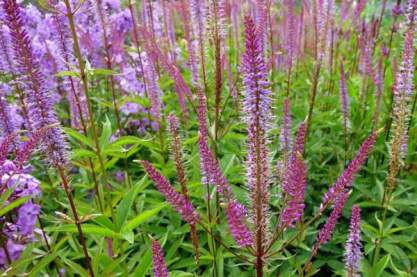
213;1;223;143
305;62;322;142
94;0;123;134
255;141;264;277
64;0;109;212
254;80;265;277
37;215;52;252
53;10;103;212
379;9;399;166
268;0;275;92
374;0;388;40
58;167;95;277
198;25;209;97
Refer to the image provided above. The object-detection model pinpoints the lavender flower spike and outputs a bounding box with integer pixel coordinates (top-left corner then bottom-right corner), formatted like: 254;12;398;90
345;205;362;276
196;89;252;247
15;126;51;170
141;160;199;224
0;88;16;138
339;62;349;133
0;133;18;168
3;0;68;167
242;15;272;250
151;239;169;277
320;132;377;211
199;132;253;247
280;123;307;228
390;0;417;163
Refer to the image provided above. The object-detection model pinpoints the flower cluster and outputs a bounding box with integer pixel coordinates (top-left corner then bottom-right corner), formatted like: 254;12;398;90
141;160;199;224
151;239;169;277
2;0;69;168
280;123;307;228
0;161;41;266
242;15;272;248
320;132;377;210
313;191;349;256
345;205;362;275
339;62;349;133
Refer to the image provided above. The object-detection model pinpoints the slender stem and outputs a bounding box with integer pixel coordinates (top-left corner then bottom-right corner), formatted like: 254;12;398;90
374;0;388;41
198;24;209;98
254;76;265;277
94;0;123;134
94;0;133;186
305;62;322;142
53;10;104;212
379;14;399;166
64;0;109;213
58;167;95;277
213;0;223;144
37;215;52;252
197;221;253;264
266;203;328;259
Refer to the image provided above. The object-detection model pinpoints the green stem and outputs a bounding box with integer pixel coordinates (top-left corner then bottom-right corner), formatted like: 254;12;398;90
58;167;95;277
64;0;110;216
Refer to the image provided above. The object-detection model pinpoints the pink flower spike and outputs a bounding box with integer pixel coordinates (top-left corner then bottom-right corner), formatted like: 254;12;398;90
320;132;377;211
151;239;169;277
141;160;199;224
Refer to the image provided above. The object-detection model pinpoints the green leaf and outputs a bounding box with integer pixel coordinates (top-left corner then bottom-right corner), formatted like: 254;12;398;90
132;248;152;277
63;257;89;276
0;196;30;217
121;203;167;233
373;255;390;276
47;224;123;239
99;116;113;150
88;68;117;76
0;183;19;204
115;176;146;230
110;136;151;148
55;70;80;78
71;149;97;160
28;253;58;277
63;127;94;149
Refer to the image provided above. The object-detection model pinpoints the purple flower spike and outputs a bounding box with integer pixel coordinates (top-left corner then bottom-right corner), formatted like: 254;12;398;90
151;239;169;277
391;0;417;162
242;16;271;131
179;1;199;85
320;132;377;211
0;133;18;168
280;124;307;228
339;62;349;133
345;205;362;276
313;191;349;257
3;0;69;168
242;15;271;247
142;53;163;128
15;126;50;170
141;27;192;118
0;89;17;139
226;201;253;247
141;160;199;224
196;88;252;247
